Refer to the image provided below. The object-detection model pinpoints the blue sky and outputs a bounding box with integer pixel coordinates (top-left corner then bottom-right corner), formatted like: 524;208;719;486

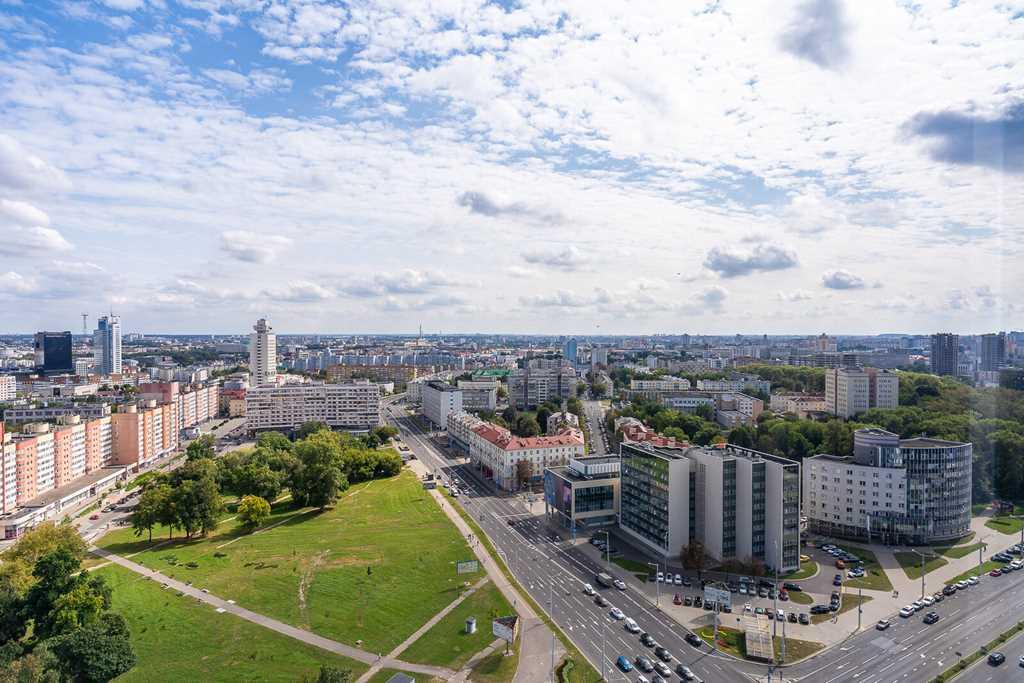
0;0;1021;334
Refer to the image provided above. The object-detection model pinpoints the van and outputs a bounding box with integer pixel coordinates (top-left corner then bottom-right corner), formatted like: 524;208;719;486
596;572;614;588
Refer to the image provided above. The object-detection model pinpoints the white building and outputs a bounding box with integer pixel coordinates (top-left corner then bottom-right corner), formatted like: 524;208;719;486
422;381;463;428
0;375;15;401
1;429;16;515
630;378;691;391
93;314;122;375
456;380;498;412
546;411;579;434
825;367;899;418
245;381;382;432
249;318;278;387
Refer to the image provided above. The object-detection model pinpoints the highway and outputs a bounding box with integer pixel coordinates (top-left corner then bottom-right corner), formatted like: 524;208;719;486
387;401;767;683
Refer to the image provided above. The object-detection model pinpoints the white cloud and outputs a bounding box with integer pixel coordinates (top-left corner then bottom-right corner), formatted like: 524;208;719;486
220;231;293;263
203;68;293;95
522;246;588;272
0;226;73;255
704;244;799;278
0;135;70;191
0;198;49;226
777;289;814;302
100;0;146;10
265;280;334;303
821;270;866;290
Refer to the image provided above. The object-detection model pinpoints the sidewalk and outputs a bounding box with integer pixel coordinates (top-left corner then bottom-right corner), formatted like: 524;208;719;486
91;547;456;680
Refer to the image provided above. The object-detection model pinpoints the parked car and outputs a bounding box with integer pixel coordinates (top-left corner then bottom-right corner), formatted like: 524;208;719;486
677;664;696;681
673;594;682;605
899;606;914;618
654;660;672;677
876;619;891;630
921;596;934;606
582;583;595;595
684;596;693;606
595;595;609;607
610;607;625;620
614;579;627;591
932;592;944;603
988;652;1005;666
685;633;702;648
674;574;683;585
943;585;957;595
833;574;843;586
835;559;845;569
624;618;640;633
616;655;633;672
787;611;797;623
783;582;803;592
640;632;656;647
656;572;664;583
779;589;789;601
799;613;810;625
810;605;830;615
968;576;980;585
635;656;655;673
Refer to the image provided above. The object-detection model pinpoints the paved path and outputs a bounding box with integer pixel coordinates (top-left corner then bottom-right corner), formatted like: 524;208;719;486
356;576;489;683
90;547;456;680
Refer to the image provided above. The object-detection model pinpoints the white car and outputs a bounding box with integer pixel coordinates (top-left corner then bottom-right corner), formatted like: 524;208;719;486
776;609;785;621
610;607;625;620
624;617;641;633
956;580;969;589
583;583;595;596
674;573;683;585
614;579;627;591
739;585;748;595
899;606;914;618
743;603;753;613
921;596;934;606
967;576;980;586
911;601;924;611
656;571;664;583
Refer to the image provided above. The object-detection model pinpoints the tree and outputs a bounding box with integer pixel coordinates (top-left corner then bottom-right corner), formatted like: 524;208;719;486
728;425;755;449
304;462;345;510
680;542;705;571
514;414;541;437
133;484;171;542
0;522;87;596
185;434;216;461
501;405;518;425
371;425;398;443
237;495;271;530
49;612;136;683
496;384;508;399
592;382;607;396
515;459;532;489
296;421;329;439
0;584;26;646
257;431;293;452
310;666;353;683
172;477;223;538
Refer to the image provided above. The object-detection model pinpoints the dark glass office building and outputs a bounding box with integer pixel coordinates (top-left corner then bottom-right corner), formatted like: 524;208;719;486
34;331;73;374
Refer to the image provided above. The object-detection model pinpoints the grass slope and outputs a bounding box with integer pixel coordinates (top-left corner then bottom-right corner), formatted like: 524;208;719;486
831;545;893;593
894;552;948;580
99;471;483;654
96;564;367;683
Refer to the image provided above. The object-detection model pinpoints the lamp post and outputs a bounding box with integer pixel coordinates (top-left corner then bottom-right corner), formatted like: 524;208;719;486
599;529;610;568
909;549;927;599
647;562;660;608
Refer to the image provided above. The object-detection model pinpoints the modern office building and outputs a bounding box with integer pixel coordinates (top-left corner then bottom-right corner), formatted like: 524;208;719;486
34;331;74;374
618;442;800;571
981;332;1007;371
803;428;972;544
245;381;382;433
93;315;122;375
824;367;899;418
590;346;609;371
563;338;578;366
249;318;277;386
508;364;576;409
422;380;463;427
544;456;620;532
930;333;959;376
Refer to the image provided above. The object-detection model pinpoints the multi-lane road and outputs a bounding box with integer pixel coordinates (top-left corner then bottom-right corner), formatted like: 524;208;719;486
388;397;1024;683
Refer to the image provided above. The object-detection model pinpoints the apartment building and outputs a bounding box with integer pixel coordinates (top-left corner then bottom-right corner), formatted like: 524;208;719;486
326;364;421;384
696;376;771;395
13;424;55;505
1;427;17;515
245;381;383;433
422;381;463;427
139;381;219;431
547;411;579;434
618;441;800;571
824;367;899;418
84;416;112;471
110;400;179;470
930;333;959;377
803;428;972;544
53;417;87;488
630;378;692;392
447;411;584;490
456;380;498;412
714;393;764;427
508;365;576;409
769;394;828;417
250;318;277;386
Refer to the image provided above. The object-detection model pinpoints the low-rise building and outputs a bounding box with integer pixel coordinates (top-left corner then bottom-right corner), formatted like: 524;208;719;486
546;411;579;434
456;380;498;412
245;381;382;433
630;378;692;392
543;456;620;532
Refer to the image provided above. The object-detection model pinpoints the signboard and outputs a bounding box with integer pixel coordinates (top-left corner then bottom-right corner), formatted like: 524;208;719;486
704;586;732;609
456;560;479;574
492;615;518;642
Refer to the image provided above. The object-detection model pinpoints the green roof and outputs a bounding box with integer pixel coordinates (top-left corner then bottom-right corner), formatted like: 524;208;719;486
473;369;510;378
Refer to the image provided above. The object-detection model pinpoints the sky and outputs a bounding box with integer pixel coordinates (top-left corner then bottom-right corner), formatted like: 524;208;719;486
0;0;1022;336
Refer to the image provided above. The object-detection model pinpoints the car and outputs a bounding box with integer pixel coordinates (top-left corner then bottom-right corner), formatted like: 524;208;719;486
656;571;664;583
989;569;1002;577
677;665;696;681
595;595;609;607
1002;566;1012;574
923;612;940;624
899;606;914;618
653;646;672;662
911;600;924;611
766;609;774;620
833;575;843;586
799;613;810;625
968;576;980;586
635;656;654;673
810;605;830;615
693;596;702;608
743;602;753;613
685;633;702;648
674;573;683;585
654;660;672;677
800;554;811;562
787;611;797;623
89;513;100;520
614;579;627;591
876;619;891;630
933;592;944;603
681;577;693;587
640;632;656;646
776;609;785;621
943;585;957;596
956;580;969;589
624;618;641;633
703;601;714;611
921;596;934;606
779;589;789;601
755;607;766;615
988;652;1005;666
616;655;633;672
721;604;732;613
673;594;682;605
583;583;595;595
610;607;625;620
1019;654;1024;667
821;543;836;551
835;559;845;569
684;596;693;606
739;585;748;595
784;582;803;592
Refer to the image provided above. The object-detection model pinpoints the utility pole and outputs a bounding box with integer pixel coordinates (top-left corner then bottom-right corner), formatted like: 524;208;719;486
600;617;607;682
910;549;926;599
857;585;863;631
549;580;555;683
647;562;660;608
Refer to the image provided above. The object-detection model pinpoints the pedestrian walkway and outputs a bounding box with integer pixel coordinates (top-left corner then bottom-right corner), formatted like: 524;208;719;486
356;576;489;682
90;547;457;680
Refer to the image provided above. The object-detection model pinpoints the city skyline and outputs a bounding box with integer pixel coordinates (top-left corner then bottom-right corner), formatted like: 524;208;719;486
1;1;1021;334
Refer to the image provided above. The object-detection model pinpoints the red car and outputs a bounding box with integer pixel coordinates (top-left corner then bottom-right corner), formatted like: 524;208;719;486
989;569;1002;577
89;514;100;520
673;594;682;605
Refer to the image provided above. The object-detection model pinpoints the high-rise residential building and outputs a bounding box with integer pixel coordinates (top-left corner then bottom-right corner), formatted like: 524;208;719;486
249;318;277;386
803;428;972;544
1;426;17;516
563;338;578;366
930;333;959;376
0;375;16;401
981;332;1007;371
508;364;577;409
456;380;498;412
617;441;800;571
245;381;382;433
824;367;899;418
422;381;463;427
93;315;122;375
590;346;609;372
34;331;74;374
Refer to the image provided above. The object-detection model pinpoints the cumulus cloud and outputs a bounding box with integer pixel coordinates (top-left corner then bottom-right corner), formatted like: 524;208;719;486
907;104;1024;174
0;134;70;191
779;0;850;70
266;280;334;302
519;288;611;308
0;227;73;255
203;68;293;95
0;198;49;226
0;271;39;297
822;270;866;290
703;244;798;278
456;190;563;223
100;0;146;10
777;289;814;302
220;230;293;263
522;246;588;271
340;269;456;297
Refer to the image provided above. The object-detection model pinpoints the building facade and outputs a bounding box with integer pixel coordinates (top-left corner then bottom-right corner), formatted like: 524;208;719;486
34;331;74;374
981;332;1007;371
824;367;899;418
245;381;382;433
93;315;122;375
930;333;959;376
249;318;277;387
544;456;620;532
803;428;972;544
456;380;498;412
422;381;463;427
508;365;576;409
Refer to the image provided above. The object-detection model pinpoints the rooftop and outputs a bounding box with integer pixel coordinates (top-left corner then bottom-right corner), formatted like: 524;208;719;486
900;436;970;448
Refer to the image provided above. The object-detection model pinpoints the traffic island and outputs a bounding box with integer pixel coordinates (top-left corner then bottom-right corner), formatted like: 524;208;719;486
695;625;824;665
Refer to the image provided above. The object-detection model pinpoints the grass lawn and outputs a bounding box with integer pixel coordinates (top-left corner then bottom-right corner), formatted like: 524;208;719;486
776;635;823;662
985;516;1024;535
470;638;519;683
832;545;893;593
96;564;368;682
788;591;813;605
935;542;984;559
894;552;948;580
953;531;977;546
781;559;817;581
945;560;1003;585
400;580;512;670
972;503;990;516
610;556;651;579
697;626;743;658
366;670;436;683
811;594;871;625
99;471;483;654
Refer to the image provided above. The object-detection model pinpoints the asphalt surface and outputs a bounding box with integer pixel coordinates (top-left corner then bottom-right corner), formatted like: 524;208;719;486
582;399;609;456
960;626;1024;682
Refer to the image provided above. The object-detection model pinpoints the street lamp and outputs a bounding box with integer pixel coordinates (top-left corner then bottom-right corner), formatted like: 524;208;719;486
647;562;660;608
598;529;610;568
909;549;928;600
